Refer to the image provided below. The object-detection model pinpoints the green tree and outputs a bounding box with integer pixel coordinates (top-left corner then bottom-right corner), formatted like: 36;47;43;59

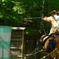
0;0;59;59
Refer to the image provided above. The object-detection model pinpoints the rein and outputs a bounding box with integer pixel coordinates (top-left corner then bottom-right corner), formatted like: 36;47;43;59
40;48;58;59
56;48;59;54
24;48;44;57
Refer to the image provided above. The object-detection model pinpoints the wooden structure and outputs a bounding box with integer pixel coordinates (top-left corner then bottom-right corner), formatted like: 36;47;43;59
10;27;25;59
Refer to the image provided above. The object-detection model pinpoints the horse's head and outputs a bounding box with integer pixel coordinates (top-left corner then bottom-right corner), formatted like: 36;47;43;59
40;34;57;52
40;34;50;49
40;34;47;42
40;34;59;59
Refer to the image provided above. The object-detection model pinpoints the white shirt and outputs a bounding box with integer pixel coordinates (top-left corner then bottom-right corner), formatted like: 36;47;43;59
54;15;59;23
49;15;59;34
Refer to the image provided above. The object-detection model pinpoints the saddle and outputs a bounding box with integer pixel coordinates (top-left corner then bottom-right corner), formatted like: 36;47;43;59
42;33;59;53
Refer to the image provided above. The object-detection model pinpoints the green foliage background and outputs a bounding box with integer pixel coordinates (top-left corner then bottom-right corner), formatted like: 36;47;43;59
0;0;59;30
0;0;59;58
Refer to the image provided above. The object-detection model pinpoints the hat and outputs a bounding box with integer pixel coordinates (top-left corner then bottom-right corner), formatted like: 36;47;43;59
50;10;58;14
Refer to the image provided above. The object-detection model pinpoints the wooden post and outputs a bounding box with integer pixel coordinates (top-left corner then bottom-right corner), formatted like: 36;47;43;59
20;27;25;59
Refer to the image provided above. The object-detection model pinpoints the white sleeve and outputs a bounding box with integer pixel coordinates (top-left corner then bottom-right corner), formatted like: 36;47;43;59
54;15;59;20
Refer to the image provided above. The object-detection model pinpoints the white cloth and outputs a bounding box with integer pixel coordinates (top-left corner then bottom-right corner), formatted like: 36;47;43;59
49;15;59;34
54;15;59;23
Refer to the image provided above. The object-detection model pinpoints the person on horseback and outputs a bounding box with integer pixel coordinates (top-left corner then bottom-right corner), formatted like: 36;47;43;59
40;10;59;58
42;10;59;41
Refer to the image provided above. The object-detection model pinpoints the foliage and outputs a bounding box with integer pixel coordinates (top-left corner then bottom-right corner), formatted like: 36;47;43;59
0;0;59;37
0;0;59;58
0;0;24;26
0;0;59;38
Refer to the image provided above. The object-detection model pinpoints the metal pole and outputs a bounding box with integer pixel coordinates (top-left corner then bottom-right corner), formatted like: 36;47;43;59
0;37;4;59
2;45;4;59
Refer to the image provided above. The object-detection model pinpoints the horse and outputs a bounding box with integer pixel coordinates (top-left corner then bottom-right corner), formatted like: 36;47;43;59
40;33;59;59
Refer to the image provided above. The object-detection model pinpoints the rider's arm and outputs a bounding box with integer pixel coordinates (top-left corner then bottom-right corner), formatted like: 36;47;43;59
43;16;51;23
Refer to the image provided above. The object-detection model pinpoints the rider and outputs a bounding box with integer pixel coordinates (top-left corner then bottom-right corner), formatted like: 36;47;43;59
42;10;59;41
